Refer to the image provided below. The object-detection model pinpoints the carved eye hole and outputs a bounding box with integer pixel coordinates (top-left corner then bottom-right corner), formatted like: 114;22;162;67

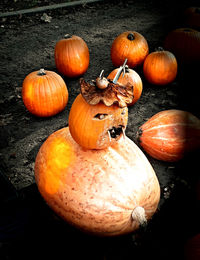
93;113;109;120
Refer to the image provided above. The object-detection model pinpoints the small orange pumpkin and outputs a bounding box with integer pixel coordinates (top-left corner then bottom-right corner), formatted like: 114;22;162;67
68;94;128;149
164;28;200;65
54;35;89;77
137;109;200;162
143;47;178;85
111;31;149;68
34;126;160;236
22;69;68;117
107;66;143;105
183;7;200;29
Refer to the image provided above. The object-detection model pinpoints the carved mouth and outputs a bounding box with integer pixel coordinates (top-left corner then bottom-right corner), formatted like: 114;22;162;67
108;125;125;139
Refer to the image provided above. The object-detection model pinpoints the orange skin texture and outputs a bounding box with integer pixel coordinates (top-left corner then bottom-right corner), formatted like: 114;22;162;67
107;68;143;106
138;109;200;162
111;31;149;68
22;70;68;117
34;127;160;236
143;50;178;85
68;94;128;149
164;28;200;65
54;35;89;77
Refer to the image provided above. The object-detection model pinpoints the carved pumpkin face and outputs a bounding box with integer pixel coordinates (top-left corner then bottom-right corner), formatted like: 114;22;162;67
68;94;128;149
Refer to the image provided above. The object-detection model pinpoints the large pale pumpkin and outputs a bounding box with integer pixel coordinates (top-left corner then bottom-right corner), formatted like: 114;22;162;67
34;127;160;236
68;94;128;149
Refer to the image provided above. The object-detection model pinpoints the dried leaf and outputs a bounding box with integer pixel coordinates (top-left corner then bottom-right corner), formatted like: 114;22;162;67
80;78;134;108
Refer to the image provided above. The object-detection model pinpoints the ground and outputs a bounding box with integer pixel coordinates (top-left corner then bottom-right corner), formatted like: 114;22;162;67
0;0;200;259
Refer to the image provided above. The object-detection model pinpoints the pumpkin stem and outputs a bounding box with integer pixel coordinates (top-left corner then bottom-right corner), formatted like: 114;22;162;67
127;33;135;41
112;58;128;83
183;28;193;32
38;68;46;76
124;65;130;74
132;206;147;227
64;34;71;39
155;46;164;52
99;70;104;79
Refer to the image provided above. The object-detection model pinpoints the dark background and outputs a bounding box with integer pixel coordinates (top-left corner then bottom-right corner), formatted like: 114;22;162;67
0;0;200;259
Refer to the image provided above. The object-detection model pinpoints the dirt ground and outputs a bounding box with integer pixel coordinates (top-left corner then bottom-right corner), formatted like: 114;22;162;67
0;0;200;259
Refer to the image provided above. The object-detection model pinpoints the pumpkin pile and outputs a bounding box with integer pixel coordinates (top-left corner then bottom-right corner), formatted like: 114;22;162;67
20;24;199;237
34;60;161;236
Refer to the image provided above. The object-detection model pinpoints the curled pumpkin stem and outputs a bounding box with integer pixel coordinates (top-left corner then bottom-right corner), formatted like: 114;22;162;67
132;206;147;227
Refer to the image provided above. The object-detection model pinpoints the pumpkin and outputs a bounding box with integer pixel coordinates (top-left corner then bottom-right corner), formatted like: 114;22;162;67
22;69;68;117
143;47;178;85
164;28;200;65
111;31;149;68
137;109;200;162
107;66;143;105
68;93;128;149
34;126;160;236
54;35;89;77
184;233;200;260
183;7;200;29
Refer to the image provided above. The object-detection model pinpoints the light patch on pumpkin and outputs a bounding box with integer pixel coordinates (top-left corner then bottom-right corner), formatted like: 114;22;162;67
44;137;74;194
24;82;34;101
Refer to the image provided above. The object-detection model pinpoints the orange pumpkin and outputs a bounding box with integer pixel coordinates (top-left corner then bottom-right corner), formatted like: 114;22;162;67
22;69;68;117
137;109;200;162
183;7;200;29
68;94;128;149
107;66;143;105
143;48;178;85
54;35;89;77
111;31;149;68
164;28;200;65
34;126;160;236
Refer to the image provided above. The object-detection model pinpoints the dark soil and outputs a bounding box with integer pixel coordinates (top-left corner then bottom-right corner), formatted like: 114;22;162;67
0;0;200;259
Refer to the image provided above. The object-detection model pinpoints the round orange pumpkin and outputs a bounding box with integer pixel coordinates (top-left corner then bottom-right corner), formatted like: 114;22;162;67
54;35;89;77
164;28;200;65
34;126;160;236
22;69;68;117
111;31;149;68
107;66;143;106
143;48;178;85
137;109;200;162
68;94;128;149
